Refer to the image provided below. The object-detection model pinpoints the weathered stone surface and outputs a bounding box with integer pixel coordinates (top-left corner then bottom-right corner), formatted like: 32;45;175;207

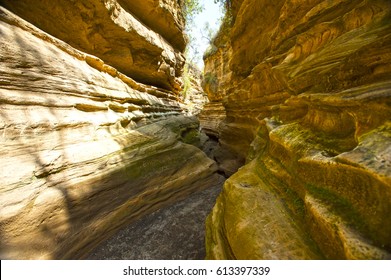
182;64;209;116
206;161;323;259
199;102;226;138
0;6;219;259
205;0;391;259
88;177;225;260
200;19;238;175
1;0;185;91
201;17;232;137
118;0;186;51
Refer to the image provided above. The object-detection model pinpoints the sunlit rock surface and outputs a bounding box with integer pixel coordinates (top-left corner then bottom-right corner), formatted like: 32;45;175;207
0;5;220;259
205;0;391;259
0;0;185;92
182;65;209;116
200;18;231;138
199;19;239;175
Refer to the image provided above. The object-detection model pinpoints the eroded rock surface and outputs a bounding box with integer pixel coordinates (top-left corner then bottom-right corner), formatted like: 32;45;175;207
0;5;219;259
204;0;391;259
199;19;238;176
88;178;224;260
1;0;185;91
182;64;209;116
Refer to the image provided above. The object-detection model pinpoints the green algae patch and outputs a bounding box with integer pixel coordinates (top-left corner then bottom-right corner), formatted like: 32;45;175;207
206;161;323;259
305;183;370;238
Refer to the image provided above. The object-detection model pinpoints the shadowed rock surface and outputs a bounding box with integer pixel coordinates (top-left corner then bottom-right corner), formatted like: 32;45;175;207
88;178;224;260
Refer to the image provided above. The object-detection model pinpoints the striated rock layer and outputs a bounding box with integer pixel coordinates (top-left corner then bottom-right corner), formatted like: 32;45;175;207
200;22;231;138
205;0;391;259
1;0;185;92
200;18;239;175
182;64;209;116
0;4;219;259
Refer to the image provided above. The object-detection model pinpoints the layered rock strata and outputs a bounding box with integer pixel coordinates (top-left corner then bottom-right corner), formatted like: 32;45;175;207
200;19;239;175
200;17;232;138
205;0;391;259
1;0;185;92
0;4;219;259
182;64;209;116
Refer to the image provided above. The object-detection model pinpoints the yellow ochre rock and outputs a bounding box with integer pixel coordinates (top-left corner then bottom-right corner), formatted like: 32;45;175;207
204;0;391;259
0;4;220;259
1;0;186;92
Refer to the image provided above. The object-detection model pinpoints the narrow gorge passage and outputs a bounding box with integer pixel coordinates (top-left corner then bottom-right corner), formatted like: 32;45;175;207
1;0;391;261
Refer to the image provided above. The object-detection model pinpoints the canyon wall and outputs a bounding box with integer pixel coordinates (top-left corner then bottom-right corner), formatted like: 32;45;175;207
200;19;238;175
204;0;391;259
0;1;222;259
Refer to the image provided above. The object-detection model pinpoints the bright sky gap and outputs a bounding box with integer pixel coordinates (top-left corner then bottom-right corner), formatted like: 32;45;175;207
187;0;224;69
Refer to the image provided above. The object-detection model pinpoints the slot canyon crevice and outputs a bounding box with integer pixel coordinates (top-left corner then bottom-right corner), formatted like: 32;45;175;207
0;0;390;260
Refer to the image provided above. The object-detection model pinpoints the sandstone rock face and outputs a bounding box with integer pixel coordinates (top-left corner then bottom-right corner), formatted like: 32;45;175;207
1;0;185;92
182;64;209;116
199;19;240;175
205;0;391;259
0;6;219;259
200;19;232;137
118;0;187;51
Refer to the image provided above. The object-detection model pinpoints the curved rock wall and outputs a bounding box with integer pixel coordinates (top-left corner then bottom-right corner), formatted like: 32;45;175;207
199;19;240;176
200;20;231;138
0;3;221;259
1;0;185;91
205;0;391;259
